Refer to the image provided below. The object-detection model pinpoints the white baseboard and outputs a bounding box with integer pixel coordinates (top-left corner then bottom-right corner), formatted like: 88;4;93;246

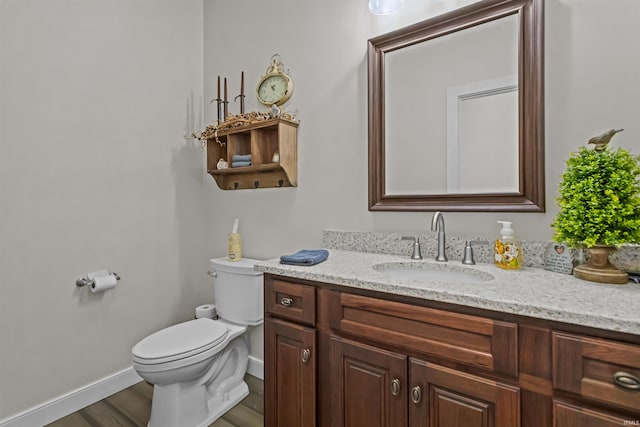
0;367;143;427
1;357;263;427
247;355;264;380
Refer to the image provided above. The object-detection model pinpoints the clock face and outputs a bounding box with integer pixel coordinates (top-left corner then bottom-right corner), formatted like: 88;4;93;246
258;75;288;105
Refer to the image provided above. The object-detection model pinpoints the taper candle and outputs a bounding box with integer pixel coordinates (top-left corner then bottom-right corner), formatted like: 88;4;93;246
216;75;222;122
223;77;228;119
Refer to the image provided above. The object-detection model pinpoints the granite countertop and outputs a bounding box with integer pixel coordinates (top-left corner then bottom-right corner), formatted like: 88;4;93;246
255;249;640;335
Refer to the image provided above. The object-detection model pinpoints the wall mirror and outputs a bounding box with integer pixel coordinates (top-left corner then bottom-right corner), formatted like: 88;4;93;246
368;0;544;211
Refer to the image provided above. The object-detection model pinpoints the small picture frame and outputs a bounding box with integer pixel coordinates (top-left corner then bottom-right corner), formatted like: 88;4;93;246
544;242;575;275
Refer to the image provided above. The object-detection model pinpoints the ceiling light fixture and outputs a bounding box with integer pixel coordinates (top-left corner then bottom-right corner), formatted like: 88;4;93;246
368;0;402;15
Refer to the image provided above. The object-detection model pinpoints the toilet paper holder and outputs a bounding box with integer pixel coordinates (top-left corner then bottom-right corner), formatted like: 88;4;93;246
75;272;121;288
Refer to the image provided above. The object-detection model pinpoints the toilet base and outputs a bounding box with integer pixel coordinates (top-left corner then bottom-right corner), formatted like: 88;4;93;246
144;331;250;427
147;380;249;427
147;379;249;427
195;380;249;427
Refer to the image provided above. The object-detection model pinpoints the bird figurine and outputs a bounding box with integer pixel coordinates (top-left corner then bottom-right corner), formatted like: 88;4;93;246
588;128;624;151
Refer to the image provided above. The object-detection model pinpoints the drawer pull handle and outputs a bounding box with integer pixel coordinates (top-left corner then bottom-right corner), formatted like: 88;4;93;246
411;385;422;404
613;371;640;390
280;297;293;307
391;378;401;396
301;348;311;363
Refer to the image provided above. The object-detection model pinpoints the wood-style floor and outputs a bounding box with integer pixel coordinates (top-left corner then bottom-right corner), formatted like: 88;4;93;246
47;375;264;427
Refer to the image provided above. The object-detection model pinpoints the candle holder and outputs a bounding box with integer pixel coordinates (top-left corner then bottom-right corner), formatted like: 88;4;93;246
234;94;245;114
234;71;245;114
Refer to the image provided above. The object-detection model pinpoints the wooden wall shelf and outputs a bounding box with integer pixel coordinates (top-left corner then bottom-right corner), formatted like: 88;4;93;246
206;118;298;190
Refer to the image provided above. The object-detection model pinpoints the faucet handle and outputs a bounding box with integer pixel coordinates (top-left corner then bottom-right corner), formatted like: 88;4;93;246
401;236;423;260
462;240;489;265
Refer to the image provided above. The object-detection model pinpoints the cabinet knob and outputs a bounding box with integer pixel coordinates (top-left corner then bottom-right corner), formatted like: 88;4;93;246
280;297;293;307
391;378;401;396
410;385;422;404
613;371;640;390
301;348;311;363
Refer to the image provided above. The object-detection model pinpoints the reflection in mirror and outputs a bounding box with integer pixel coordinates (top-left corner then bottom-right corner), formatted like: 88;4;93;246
368;0;544;212
385;15;518;195
446;75;518;193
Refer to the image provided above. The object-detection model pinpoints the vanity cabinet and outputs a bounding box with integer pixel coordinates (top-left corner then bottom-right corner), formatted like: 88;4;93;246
326;291;520;427
328;335;519;427
264;274;640;427
264;278;316;427
552;332;640;427
206;118;297;190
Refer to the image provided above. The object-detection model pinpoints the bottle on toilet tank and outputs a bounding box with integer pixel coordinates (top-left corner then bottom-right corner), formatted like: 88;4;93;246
228;218;242;262
494;220;523;270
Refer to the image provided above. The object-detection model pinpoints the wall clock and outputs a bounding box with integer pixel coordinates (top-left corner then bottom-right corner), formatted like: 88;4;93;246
256;54;294;106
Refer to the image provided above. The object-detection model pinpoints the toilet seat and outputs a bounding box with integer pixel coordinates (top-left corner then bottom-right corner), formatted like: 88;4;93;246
132;318;228;365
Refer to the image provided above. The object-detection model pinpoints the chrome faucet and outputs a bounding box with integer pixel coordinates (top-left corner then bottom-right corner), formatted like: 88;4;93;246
430;211;447;262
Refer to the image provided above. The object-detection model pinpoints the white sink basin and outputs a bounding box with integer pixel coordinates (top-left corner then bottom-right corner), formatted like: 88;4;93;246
374;262;494;284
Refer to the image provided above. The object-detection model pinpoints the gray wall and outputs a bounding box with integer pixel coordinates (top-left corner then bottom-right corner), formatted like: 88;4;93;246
0;0;205;419
203;0;640;260
1;0;639;421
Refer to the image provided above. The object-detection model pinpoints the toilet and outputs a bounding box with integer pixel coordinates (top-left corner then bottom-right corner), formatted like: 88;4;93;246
131;257;263;427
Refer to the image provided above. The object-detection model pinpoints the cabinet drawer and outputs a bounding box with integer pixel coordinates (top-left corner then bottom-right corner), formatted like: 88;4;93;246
553;400;635;427
553;332;640;412
265;278;316;326
327;292;518;377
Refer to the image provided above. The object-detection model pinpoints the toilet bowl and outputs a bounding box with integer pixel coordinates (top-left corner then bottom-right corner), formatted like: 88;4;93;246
131;258;263;427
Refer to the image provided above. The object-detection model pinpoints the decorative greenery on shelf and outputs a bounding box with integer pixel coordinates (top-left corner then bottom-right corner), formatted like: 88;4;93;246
192;110;298;148
552;129;640;247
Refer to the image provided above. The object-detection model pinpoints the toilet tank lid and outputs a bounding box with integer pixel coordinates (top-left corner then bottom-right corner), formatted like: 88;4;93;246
210;257;263;276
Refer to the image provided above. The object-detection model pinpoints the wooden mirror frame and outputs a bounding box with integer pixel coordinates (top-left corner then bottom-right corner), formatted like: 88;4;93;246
368;0;544;212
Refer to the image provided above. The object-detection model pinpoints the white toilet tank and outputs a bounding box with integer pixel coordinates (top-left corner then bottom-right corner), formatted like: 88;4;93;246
210;257;263;326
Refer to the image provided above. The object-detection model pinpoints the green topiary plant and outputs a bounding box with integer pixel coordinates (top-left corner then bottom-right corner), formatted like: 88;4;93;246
552;130;640;248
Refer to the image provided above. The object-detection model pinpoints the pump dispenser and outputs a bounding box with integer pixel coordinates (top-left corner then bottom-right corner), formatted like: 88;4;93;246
494;221;523;270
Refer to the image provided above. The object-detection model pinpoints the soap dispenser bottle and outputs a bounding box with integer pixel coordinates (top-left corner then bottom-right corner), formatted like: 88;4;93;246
494;221;523;270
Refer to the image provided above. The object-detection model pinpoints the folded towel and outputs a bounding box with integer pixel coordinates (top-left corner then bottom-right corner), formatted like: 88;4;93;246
280;249;329;266
231;161;252;167
232;154;253;162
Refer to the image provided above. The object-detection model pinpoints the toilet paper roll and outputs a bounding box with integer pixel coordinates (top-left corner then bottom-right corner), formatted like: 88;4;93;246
195;304;217;319
87;270;109;280
90;274;118;293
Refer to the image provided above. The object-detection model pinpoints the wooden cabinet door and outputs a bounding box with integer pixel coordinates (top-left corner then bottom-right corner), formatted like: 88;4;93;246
329;335;407;427
409;359;520;427
553;400;635;427
265;317;316;427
